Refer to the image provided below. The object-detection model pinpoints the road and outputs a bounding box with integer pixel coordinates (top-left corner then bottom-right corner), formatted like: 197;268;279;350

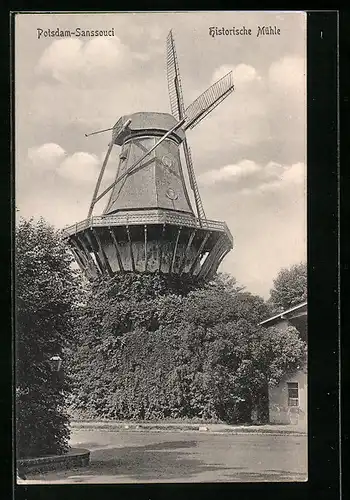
21;429;307;483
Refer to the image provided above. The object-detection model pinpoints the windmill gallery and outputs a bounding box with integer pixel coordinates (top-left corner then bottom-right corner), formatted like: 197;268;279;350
63;30;235;282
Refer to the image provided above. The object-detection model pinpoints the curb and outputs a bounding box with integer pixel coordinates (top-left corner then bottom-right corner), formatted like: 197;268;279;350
17;448;90;474
70;422;306;437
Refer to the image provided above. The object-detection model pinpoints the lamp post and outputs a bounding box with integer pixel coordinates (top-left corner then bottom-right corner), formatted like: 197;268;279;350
49;355;62;373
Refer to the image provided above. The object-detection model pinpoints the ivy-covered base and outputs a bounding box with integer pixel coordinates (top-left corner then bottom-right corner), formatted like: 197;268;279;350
67;272;306;424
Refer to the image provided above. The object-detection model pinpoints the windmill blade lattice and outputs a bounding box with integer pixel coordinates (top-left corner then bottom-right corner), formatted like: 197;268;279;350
166;30;186;120
182;140;206;222
184;71;234;131
166;30;206;224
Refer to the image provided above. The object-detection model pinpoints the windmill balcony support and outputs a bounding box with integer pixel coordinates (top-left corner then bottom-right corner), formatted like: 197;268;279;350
63;211;233;281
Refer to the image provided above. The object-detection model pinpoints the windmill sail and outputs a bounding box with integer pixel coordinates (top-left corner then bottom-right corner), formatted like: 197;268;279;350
166;30;186;120
166;30;206;223
182;141;206;222
184;71;234;130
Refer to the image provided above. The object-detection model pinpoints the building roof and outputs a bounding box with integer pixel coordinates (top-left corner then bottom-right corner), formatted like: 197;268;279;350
259;301;307;327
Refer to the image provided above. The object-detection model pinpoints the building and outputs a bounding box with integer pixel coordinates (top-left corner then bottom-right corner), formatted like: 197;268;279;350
259;301;307;428
63;31;234;283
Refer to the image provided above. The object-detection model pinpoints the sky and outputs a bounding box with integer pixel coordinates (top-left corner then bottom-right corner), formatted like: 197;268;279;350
15;11;307;298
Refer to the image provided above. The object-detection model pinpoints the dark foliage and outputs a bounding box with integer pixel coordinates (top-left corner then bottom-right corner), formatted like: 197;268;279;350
67;272;306;423
15;218;82;458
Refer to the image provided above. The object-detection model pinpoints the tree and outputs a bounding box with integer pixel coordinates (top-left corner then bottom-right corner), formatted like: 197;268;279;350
67;271;306;424
16;218;82;458
248;323;307;421
270;262;307;310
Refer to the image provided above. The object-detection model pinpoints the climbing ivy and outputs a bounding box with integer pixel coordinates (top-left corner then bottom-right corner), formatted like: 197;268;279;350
67;272;306;423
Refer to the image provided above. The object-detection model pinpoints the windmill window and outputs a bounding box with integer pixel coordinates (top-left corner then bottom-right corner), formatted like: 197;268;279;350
287;382;299;407
119;148;129;161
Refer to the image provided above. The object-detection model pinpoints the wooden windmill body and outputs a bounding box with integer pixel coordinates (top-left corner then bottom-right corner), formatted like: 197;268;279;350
63;31;234;281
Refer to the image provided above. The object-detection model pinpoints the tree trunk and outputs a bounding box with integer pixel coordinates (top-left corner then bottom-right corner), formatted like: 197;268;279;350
257;383;269;424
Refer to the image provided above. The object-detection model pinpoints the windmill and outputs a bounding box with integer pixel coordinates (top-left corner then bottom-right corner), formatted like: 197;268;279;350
63;30;234;281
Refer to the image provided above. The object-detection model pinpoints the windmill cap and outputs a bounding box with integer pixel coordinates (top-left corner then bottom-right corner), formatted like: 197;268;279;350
113;112;185;145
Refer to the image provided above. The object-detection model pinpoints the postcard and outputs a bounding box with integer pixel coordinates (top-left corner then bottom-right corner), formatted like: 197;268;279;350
15;11;307;484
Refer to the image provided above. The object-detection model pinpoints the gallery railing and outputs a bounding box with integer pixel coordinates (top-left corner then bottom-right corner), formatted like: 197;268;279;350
62;210;233;245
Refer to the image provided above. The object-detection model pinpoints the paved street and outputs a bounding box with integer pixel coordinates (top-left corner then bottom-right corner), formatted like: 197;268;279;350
21;429;307;483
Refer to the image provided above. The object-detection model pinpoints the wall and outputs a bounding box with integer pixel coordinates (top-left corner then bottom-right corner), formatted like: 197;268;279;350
269;368;307;429
262;311;307;429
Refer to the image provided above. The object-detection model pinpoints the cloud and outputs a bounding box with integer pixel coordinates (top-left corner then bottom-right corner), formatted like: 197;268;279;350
36;37;138;86
18;143;116;228
58;152;101;183
190;56;305;164
268;56;305;97
200;159;305;194
244;162;305;195
28;143;66;168
26;143;111;185
212;63;260;85
200;160;260;185
199;161;306;299
281;161;305;184
26;73;168;129
186;64;269;160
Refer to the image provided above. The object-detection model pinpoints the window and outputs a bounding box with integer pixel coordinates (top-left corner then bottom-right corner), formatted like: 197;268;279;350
287;382;299;407
119;146;129;161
